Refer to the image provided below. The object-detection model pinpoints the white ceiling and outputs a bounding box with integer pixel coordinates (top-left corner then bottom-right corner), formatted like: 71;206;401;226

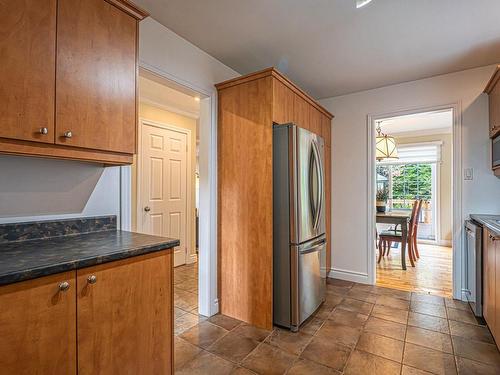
134;0;500;98
380;110;453;137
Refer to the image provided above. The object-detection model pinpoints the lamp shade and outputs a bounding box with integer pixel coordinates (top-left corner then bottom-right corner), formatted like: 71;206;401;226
376;134;398;161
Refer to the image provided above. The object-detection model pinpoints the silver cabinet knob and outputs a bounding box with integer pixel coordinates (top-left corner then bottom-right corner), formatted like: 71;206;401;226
87;275;97;284
63;131;73;138
59;281;70;292
39;127;48;135
144;206;151;212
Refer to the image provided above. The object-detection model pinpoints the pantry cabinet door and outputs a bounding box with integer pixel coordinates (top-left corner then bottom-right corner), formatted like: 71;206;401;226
0;272;76;375
0;0;56;143
56;0;137;153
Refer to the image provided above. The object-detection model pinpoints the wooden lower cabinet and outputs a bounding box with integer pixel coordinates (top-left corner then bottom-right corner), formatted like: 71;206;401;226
77;251;173;375
484;228;500;348
0;272;77;375
0;251;173;374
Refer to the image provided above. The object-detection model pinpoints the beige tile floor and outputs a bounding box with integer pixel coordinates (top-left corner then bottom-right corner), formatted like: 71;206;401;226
174;267;500;374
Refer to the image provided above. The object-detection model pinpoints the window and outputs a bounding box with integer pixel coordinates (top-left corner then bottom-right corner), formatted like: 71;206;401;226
377;142;441;241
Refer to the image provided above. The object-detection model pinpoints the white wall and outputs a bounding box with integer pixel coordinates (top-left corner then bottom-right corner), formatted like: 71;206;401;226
0;156;121;224
320;65;500;284
139;18;239;95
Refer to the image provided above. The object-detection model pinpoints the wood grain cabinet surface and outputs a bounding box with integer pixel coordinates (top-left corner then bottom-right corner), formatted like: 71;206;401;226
216;68;333;329
0;272;77;375
0;0;57;144
484;66;500;139
77;251;173;375
483;228;500;348
0;250;173;374
0;0;147;165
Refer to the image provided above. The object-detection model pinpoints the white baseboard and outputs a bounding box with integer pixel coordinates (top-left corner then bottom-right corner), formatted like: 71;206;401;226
328;268;370;284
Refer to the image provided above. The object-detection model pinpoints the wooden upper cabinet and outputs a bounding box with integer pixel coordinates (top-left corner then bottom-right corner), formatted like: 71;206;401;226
0;272;76;375
272;79;294;124
309;106;322;136
293;94;310;130
77;251;173;375
0;0;56;143
484;66;500;138
56;0;137;154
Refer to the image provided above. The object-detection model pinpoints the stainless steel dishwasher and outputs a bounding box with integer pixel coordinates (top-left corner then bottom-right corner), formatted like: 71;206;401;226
464;220;483;317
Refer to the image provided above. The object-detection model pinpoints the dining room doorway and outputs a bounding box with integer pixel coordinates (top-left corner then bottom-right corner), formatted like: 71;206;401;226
371;108;455;297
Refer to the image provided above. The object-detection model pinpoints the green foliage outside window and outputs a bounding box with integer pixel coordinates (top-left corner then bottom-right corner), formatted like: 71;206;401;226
376;164;432;209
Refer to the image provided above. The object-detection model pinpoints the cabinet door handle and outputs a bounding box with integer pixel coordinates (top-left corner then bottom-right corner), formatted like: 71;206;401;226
59;281;70;292
87;275;97;284
63;131;73;138
39;127;48;135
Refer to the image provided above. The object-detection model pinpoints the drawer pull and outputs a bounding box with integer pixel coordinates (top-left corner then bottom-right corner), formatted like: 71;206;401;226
63;131;73;138
58;281;70;292
87;275;97;284
39;127;48;135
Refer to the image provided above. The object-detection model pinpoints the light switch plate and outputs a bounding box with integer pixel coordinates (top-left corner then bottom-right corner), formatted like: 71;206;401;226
464;168;473;180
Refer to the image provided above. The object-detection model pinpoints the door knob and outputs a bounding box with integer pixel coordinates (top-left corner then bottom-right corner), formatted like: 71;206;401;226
87;275;97;284
39;127;48;135
58;281;70;292
144;206;151;212
63;131;73;138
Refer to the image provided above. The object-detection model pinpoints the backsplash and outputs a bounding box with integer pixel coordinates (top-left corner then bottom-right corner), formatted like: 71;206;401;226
0;216;117;244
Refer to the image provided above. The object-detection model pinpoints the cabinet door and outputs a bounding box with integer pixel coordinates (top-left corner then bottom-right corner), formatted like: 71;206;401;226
294;94;309;130
489;82;500;137
77;251;173;375
495;233;500;344
0;0;56;143
484;229;496;331
272;79;294;124
56;0;137;154
0;272;76;375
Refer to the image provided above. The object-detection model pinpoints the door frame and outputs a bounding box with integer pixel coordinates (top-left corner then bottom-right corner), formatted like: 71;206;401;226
367;102;463;299
136;118;193;266
120;63;219;317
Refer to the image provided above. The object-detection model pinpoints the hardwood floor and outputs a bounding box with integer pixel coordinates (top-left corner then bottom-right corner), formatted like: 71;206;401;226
377;243;453;298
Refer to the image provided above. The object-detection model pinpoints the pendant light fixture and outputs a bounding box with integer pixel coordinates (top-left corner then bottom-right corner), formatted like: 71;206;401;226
376;121;398;161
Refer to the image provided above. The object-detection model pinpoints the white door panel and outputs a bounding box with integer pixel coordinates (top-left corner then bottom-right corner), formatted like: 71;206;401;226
139;123;188;267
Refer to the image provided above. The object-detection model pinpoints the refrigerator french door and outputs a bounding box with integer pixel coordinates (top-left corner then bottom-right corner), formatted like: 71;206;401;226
273;123;327;331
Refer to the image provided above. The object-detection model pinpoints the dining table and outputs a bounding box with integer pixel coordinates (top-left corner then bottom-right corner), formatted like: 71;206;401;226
376;211;412;270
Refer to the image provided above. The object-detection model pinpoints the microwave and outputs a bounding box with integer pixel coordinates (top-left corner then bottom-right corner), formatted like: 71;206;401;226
494;134;500;169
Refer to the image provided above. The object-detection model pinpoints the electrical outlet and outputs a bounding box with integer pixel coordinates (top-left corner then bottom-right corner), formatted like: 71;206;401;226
464;168;473;180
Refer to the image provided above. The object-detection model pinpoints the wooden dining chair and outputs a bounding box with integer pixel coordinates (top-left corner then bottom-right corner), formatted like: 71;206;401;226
377;199;421;267
412;200;423;259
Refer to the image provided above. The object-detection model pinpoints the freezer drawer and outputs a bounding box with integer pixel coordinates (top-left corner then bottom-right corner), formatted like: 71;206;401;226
298;238;326;326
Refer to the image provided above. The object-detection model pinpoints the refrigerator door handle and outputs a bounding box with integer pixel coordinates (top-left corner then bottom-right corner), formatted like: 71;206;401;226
311;140;323;230
299;239;326;254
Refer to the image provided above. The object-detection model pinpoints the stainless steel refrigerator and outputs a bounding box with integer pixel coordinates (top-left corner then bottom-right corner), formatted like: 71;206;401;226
273;123;327;331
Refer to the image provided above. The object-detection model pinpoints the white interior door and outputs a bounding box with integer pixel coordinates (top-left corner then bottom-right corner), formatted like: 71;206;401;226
140;123;188;267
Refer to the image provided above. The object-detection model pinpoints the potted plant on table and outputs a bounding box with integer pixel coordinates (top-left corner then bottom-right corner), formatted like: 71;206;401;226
376;186;389;213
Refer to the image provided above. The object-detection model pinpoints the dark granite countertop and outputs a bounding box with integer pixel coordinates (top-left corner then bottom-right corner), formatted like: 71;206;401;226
470;214;500;236
0;216;179;286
